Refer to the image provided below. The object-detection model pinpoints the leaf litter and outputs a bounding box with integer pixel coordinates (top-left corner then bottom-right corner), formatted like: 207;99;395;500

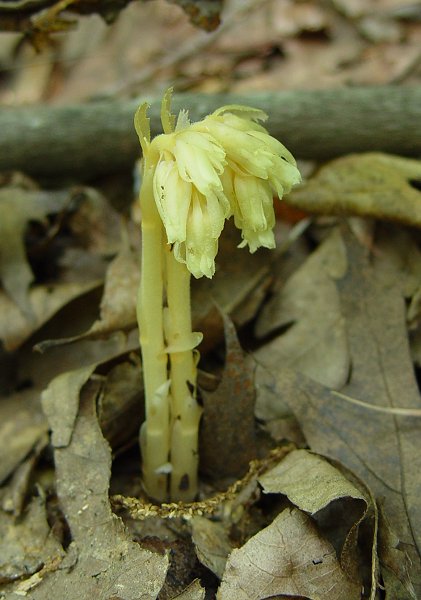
2;0;421;594
255;222;421;598
32;368;169;600
0;184;123;352
1;46;421;596
0;184;70;321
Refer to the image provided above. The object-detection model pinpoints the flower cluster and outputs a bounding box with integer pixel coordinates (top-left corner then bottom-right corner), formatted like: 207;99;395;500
138;99;301;278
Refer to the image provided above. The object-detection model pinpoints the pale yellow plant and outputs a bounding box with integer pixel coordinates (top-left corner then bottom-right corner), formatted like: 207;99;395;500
135;90;300;502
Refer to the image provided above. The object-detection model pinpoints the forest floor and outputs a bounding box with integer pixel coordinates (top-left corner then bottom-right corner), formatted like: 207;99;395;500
1;1;421;598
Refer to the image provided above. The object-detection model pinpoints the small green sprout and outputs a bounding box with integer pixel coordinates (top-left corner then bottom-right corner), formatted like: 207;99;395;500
135;89;300;502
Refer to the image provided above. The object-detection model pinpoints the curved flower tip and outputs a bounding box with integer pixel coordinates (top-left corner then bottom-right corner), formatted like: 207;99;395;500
140;92;301;278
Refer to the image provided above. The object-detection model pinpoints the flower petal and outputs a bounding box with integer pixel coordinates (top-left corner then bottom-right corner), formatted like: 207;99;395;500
212;105;268;123
233;174;274;232
153;159;192;243
173;131;226;193
239;227;275;253
185;191;218;278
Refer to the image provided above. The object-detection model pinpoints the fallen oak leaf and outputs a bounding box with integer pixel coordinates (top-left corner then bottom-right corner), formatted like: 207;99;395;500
285;153;421;228
259;448;374;594
259;449;366;515
378;504;417;600
217;507;362;600
41;363;99;448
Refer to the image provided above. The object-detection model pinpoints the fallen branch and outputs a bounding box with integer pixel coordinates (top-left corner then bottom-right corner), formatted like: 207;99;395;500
1;86;421;179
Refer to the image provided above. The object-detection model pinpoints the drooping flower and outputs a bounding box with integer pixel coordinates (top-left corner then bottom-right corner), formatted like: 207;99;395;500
136;95;301;278
150;123;230;278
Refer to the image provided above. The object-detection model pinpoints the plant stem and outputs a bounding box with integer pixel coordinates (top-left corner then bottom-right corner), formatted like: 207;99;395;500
137;160;170;502
165;245;202;501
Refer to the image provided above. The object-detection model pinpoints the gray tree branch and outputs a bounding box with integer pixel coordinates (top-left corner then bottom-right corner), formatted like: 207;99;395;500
1;86;420;179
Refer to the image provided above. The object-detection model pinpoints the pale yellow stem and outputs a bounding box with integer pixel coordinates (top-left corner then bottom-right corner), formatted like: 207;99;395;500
164;246;202;501
138;160;170;501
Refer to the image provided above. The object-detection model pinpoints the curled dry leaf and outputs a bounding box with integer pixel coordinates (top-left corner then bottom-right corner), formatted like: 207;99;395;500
0;185;123;352
98;356;144;450
218;507;361;600
285;153;421;228
1;435;48;517
259;449;366;514
259;448;372;591
41;363;99;448
65;186;123;256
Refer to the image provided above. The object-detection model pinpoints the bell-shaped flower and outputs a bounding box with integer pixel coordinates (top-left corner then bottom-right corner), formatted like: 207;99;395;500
148;119;231;278
137;95;301;278
194;106;301;253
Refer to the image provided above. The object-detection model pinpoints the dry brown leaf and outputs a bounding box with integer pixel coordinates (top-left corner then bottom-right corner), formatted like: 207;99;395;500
0;390;47;485
255;228;349;389
36;221;271;354
98;356;144;450
193;221;273;352
41;363;99;448
65;186;123;256
255;226;421;596
191;516;232;579
0;186;69;319
285;153;421;228
1;435;48;517
0;185;122;352
378;505;417;600
259;449;373;591
33;368;168;599
259;449;366;513
337;230;421;575
34;240;139;351
371;226;421;300
218;507;361;600
200;312;257;484
0;496;64;588
0;281;100;352
171;578;206;599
